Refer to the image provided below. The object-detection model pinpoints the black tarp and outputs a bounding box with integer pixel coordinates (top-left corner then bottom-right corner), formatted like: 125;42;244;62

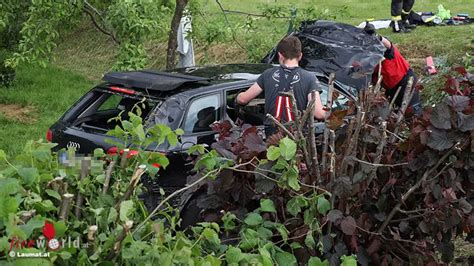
262;20;386;90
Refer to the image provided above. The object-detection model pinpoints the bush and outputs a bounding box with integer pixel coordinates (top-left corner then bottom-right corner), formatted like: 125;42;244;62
0;49;15;86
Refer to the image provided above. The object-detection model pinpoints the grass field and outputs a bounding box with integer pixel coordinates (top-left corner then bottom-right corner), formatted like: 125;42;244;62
0;65;93;155
1;0;473;155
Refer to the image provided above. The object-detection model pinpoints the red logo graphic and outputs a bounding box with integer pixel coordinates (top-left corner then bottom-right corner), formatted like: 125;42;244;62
42;221;56;240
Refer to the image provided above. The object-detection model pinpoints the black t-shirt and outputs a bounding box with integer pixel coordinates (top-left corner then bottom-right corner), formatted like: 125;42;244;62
256;65;322;125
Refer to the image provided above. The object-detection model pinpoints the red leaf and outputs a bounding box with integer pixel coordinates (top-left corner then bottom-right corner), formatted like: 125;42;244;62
341;216;357;235
442;188;457;201
42;221;56;240
350;234;359;252
367;237;382;255
454;66;467;76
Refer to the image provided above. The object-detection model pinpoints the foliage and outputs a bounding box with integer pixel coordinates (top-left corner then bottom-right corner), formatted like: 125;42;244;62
0;49;15;86
186;75;473;264
107;0;171;70
5;0;79;68
1;0;171;71
1;70;473;264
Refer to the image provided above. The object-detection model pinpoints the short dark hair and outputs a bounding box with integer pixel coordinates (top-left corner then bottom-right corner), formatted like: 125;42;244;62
276;36;302;59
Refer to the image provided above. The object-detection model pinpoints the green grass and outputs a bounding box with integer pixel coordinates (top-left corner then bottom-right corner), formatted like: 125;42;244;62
0;65;93;155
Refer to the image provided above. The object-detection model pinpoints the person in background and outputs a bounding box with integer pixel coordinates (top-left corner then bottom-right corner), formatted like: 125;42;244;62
365;23;422;115
391;0;417;33
236;36;326;136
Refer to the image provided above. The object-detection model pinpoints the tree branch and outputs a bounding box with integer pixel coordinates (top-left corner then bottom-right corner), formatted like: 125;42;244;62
81;4;120;44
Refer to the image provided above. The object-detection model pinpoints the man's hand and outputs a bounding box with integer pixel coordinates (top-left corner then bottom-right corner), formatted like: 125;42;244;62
308;91;325;120
363;21;376;35
237;83;263;105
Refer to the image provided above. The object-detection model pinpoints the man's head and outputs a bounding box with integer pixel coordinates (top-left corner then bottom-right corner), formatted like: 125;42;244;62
276;36;302;65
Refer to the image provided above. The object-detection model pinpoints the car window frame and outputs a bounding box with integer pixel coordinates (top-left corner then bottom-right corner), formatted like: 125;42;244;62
223;85;266;129
180;91;223;136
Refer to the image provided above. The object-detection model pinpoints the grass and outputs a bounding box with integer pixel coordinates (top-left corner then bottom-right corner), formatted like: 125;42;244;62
0;64;93;155
1;0;473;156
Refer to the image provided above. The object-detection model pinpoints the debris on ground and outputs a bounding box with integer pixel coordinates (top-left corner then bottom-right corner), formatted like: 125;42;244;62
0;104;37;123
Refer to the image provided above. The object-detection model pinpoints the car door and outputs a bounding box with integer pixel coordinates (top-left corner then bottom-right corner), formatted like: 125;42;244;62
160;92;223;184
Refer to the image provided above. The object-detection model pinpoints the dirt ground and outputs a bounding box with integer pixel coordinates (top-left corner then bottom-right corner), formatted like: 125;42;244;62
0;104;37;123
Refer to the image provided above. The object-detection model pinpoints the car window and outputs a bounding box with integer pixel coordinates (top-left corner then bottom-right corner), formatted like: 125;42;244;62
319;89;349;110
183;94;221;133
226;89;265;126
97;94;122;111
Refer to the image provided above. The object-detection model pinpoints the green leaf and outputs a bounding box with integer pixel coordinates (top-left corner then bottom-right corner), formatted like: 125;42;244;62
279;137;297;160
275;251;297;266
52;220;67;238
0;149;6;160
285;166;300;191
17;167;39;186
0;178;21;196
259;247;273;266
317;197;331;215
34;200;57;213
240;228;259;250
244;213;263;226
119;200;134;222
93;148;105;158
286;196;308;217
341;255;357;266
187;144;207;155
18;216;44;238
9;258;52;266
305;233;316;249
266;146;281;161
175;128;184;135
275;224;289;242
202;228;220;247
108;208;118;224
222;212;237;231
45;189;61;200
59;251;72;260
308;257;329;266
257;227;273;239
226;246;245;264
260;199;276;213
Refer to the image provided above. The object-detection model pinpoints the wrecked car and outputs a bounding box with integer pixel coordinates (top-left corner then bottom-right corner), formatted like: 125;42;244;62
46;20;384;223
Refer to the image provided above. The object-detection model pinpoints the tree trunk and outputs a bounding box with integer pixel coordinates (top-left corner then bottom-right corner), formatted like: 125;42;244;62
166;0;189;70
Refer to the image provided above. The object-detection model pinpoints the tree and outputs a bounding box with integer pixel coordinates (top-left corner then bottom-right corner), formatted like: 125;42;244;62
0;0;185;70
166;0;189;70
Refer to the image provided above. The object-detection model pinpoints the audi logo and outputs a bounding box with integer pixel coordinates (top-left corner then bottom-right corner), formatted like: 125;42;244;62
66;141;81;150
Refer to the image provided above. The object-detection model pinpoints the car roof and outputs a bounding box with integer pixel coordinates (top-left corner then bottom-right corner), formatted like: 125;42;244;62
101;64;272;95
99;63;357;100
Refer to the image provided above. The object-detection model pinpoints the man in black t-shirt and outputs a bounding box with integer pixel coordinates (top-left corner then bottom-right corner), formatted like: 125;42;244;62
236;36;325;136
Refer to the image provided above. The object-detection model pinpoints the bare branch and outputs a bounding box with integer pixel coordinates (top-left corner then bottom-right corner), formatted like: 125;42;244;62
266;114;295;139
81;4;120;44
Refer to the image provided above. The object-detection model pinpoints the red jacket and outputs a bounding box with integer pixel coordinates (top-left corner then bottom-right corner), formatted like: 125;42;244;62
374;43;410;89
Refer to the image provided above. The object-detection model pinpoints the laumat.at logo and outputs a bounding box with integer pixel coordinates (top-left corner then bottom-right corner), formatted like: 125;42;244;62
8;221;87;258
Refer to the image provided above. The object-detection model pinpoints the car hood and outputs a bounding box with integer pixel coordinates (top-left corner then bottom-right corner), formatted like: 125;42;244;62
262;20;386;90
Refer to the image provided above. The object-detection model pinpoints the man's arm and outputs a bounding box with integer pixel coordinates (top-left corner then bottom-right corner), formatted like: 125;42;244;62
236;83;263;105
308;91;326;120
